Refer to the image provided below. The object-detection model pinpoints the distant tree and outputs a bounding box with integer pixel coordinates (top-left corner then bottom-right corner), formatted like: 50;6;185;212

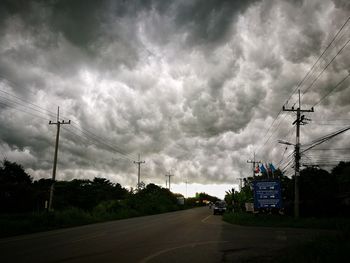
54;178;128;210
234;184;253;212
0;160;34;213
32;178;52;211
127;184;178;214
173;193;184;198
332;161;350;194
224;188;235;211
198;192;219;203
279;174;293;215
299;167;336;216
54;179;91;210
331;161;350;215
272;169;284;178
90;177;125;205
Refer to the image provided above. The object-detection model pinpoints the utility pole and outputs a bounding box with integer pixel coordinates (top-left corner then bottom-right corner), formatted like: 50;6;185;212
48;107;70;211
283;90;314;218
134;154;145;190
165;171;174;191
247;152;261;178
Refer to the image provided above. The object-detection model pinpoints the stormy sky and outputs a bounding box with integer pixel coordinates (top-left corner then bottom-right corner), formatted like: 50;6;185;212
0;0;349;197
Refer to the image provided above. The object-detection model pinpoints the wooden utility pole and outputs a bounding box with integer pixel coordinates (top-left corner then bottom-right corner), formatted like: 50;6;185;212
134;154;145;190
283;90;314;218
48;107;70;211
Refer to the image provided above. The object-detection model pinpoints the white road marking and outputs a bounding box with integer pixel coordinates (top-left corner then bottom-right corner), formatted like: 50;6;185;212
201;215;212;223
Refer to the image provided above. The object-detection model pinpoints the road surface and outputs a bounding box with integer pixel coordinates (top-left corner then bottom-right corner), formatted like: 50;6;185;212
0;207;328;262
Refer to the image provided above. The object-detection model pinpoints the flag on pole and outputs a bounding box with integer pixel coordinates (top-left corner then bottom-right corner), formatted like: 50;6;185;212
269;163;276;173
254;165;260;173
260;164;267;174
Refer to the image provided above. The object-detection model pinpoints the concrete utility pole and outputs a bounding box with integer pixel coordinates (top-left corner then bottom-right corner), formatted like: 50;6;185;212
48;107;70;211
247;152;261;178
283;90;314;218
165;171;174;191
134;154;145;190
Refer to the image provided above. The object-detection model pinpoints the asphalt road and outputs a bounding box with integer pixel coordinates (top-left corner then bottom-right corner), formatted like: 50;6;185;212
0;207;329;262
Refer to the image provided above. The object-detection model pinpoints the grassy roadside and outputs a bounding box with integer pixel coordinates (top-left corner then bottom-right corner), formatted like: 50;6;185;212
222;211;349;230
223;212;350;263
242;233;350;263
0;207;139;238
0;204;200;238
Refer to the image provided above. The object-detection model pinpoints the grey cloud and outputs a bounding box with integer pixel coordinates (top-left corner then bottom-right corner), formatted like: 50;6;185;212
174;0;259;46
332;0;350;10
49;0;107;49
0;0;349;191
0;0;107;50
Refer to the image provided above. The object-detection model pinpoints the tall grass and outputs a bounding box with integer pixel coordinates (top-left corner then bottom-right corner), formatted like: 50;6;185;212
223;211;350;230
0;208;95;237
224;212;350;262
0;200;183;238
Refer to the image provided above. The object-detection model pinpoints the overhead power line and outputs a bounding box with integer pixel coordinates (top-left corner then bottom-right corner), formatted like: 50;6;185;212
301;126;350;154
0;75;62;112
0;96;138;162
285;15;350;106
70;122;138;162
0;89;57;118
255;112;287;156
0;100;50;121
307;148;350;151
0;87;138;162
0;95;54;120
312;72;350;107
256;16;350;159
301;38;350;98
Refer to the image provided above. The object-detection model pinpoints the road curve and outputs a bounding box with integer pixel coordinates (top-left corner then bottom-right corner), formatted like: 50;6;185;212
0;207;328;262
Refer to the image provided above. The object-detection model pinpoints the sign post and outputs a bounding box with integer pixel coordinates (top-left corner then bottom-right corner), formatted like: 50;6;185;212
253;180;283;209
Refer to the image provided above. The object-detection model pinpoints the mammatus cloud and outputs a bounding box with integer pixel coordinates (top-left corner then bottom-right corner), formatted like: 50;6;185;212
0;0;349;191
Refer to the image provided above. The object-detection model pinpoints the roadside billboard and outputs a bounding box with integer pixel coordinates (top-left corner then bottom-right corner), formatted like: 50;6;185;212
177;196;185;205
253;180;283;209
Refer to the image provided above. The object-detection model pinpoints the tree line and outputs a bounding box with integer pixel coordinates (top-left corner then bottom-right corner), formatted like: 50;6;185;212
225;161;350;217
0;159;187;215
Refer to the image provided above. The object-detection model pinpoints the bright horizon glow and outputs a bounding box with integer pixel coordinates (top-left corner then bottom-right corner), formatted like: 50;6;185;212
169;183;239;200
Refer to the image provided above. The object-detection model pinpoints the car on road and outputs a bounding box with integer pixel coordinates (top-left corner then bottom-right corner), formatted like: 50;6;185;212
213;201;227;215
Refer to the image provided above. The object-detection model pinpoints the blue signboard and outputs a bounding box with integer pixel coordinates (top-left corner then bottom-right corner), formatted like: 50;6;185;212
253;180;282;209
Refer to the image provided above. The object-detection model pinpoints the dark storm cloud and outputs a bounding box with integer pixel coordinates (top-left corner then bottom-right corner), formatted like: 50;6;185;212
332;0;350;10
0;0;349;188
0;0;106;49
50;0;107;48
173;0;259;46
